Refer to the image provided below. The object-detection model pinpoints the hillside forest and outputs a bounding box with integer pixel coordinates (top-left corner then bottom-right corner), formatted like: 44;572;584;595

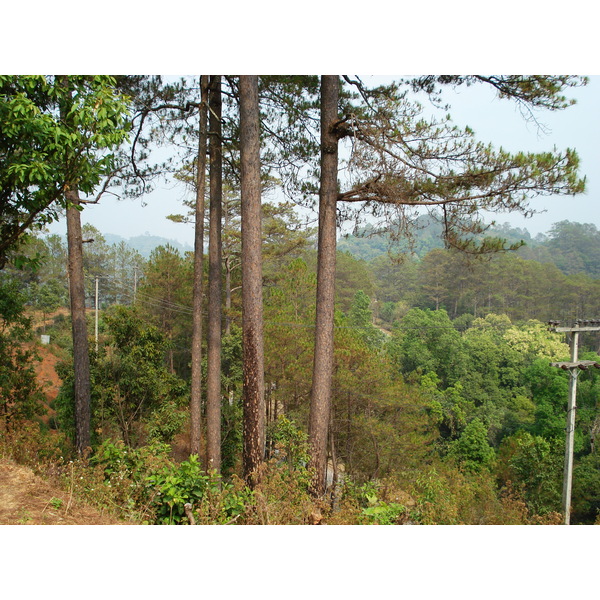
2;75;599;525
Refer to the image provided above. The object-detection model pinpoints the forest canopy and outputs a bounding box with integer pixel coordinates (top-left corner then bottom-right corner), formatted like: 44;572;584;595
1;74;598;528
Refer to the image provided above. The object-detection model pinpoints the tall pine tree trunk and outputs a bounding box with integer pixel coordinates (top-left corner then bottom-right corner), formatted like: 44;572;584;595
206;75;223;472
308;75;340;495
66;189;91;455
239;75;266;484
190;75;209;457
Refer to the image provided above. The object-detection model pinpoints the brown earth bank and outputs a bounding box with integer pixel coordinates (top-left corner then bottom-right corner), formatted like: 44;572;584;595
31;342;63;427
1;340;126;525
33;342;62;402
0;457;123;525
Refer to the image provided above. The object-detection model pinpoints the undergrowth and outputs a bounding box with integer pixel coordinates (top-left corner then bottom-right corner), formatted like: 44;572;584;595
1;418;562;525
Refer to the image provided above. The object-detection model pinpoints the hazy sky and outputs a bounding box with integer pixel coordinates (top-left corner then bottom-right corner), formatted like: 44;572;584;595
46;75;600;246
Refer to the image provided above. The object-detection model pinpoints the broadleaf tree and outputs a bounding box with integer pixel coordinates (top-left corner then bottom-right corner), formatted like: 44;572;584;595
5;75;131;455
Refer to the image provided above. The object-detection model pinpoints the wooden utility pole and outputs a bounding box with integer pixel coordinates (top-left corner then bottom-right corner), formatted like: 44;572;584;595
549;320;600;524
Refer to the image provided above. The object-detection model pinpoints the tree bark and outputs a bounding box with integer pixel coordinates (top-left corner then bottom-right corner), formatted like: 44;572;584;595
206;75;223;473
239;75;266;484
190;76;209;457
66;189;91;455
224;254;232;337
308;75;340;495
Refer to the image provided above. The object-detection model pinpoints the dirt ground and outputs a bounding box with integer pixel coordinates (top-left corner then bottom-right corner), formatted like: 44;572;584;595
0;457;123;525
1;338;123;525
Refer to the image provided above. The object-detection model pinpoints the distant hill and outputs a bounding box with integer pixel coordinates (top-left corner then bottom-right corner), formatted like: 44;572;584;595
103;233;193;258
337;215;540;261
337;217;600;279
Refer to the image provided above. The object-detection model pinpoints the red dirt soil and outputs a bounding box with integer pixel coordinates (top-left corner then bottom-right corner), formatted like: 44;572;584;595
1;340;122;525
33;343;63;425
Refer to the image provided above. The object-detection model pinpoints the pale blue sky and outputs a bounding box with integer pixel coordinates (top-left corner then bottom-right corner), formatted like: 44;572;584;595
46;75;600;245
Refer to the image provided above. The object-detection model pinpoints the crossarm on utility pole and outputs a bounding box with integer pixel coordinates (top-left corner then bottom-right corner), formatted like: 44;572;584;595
548;321;600;524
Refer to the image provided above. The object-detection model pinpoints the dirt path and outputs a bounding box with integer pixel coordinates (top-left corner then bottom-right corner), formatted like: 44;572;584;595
0;458;123;525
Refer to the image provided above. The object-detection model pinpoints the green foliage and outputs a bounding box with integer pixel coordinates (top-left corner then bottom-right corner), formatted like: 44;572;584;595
267;416;310;471
90;441;204;523
32;279;67;316
147;457;252;525
346;481;408;525
84;440;252;524
544;221;600;277
264;258;315;418
220;398;243;478
55;305;187;447
409;463;542;524
496;431;563;516
0;278;45;426
503;320;569;361
448;418;495;472
388;308;465;386
49;497;64;509
136;244;193;377
571;452;600;523
145;401;188;444
146;455;211;525
525;359;570;439
221;326;243;400
0;75;130;267
347;290;386;350
421;372;471;439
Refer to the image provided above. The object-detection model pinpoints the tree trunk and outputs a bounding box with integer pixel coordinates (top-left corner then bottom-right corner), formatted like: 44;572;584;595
66;189;91;455
223;194;234;337
239;75;266;485
308;75;340;496
206;75;223;473
225;255;232;336
190;75;209;457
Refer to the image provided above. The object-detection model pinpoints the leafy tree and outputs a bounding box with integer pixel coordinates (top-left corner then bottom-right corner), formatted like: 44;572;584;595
264;258;316;421
369;252;418;308
137;245;193;375
503;320;569;361
0;76;130;268
388;307;466;387
33;279;67;331
571;452;600;523
57;305;187;448
496;431;563;516
459;315;524;433
448;418;495;473
0;278;45;428
2;76;131;455
347;290;386;350
545;221;600;277
420;372;472;441
525;358;571;440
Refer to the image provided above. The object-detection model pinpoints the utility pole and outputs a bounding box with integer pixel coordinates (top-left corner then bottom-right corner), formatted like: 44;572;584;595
549;319;600;524
95;275;99;354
